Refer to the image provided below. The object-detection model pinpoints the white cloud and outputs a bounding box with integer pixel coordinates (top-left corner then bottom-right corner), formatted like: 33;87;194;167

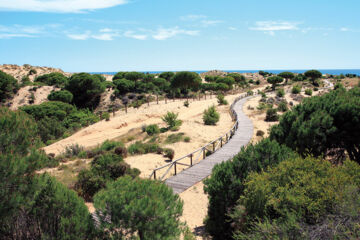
0;24;47;38
100;28;114;33
92;33;116;41
67;31;91;40
228;27;237;31
180;15;207;21
250;21;300;35
0;33;34;39
201;20;223;27
340;27;349;32
152;27;199;40
0;0;127;13
124;31;147;40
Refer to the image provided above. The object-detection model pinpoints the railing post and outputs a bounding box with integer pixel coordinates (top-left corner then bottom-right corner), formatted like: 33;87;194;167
226;133;228;142
213;142;215;152
220;137;223;147
203;149;206;159
154;171;156;180
174;162;177;175
190;154;193;166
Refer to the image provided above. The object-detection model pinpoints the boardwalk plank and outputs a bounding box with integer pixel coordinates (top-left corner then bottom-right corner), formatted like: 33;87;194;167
165;96;253;194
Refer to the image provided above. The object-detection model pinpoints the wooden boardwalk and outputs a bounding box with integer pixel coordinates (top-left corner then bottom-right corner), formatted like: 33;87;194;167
165;96;253;194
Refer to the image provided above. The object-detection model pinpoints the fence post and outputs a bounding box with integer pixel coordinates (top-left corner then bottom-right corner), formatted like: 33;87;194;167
226;133;228;142
154;171;156;180
213;142;215;152
221;137;223;147
190;154;193;166
174;162;177;175
203;149;206;159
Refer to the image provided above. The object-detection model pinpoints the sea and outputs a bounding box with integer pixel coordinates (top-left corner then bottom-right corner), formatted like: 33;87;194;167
90;69;360;76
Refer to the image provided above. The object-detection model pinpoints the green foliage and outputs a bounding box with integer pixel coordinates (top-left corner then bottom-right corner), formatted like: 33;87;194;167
0;70;18;101
305;70;322;84
162;111;182;129
277;101;288;112
163;148;175;160
65;72;105;109
124;71;145;82
265;108;279;122
228;73;246;85
113;78;135;95
35;72;68;88
203;139;296;239
48;90;73;103
217;94;228;105
257;102;272;111
97;140;124;152
21;101;75;121
102;111;110;121
203;105;220;125
29;68;37;75
270;87;360;163
93;74;106;82
171;71;202;92
64;144;84;158
94;177;184;240
145;124;160;136
233;157;360;239
305;88;313;96
256;130;265;137
278;72;295;84
291;84;301;94
184;100;189;107
165;133;185;144
294;74;305;82
184;136;191;142
276;88;285;97
159;71;175;81
128;141;161;155
0;107;40;155
267;76;283;90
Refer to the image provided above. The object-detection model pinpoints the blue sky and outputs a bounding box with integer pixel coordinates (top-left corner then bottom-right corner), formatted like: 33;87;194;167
0;0;359;72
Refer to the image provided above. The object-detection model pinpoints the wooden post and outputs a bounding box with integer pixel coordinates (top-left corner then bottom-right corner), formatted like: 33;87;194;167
213;142;215;152
156;94;159;104
220;138;223;147
190;154;193;166
125;104;127;114
226;133;228;142
154;171;156;180
203;149;206;159
112;109;115;117
147;96;149;106
174;162;177;175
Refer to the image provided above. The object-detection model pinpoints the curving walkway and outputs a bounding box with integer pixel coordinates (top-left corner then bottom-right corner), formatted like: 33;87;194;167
165;96;254;194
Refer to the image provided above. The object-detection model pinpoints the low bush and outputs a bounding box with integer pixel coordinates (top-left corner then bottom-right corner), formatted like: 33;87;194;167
145;124;160;136
277;101;288;112
35;72;68;88
163;148;175;160
162;111;182;129
114;146;128;158
265;108;279;122
184;100;189;107
165;133;184;144
256;130;265;137
203;105;220;125
292;85;301;94
102;112;110;121
276;88;285;97
305;88;313;96
217;94;228;105
64;144;84;158
47;90;73;103
184;136;191;142
96;140;124;152
128;141;160;155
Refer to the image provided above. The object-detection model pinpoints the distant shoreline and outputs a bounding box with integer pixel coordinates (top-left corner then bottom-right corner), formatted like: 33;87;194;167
89;69;360;76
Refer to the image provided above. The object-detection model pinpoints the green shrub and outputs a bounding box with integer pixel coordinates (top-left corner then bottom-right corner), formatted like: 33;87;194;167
162;111;182;129
97;140;124;152
247;90;254;96
114;146;128;158
292;85;301;94
35;72;68;88
64;144;84;158
257;102;272;111
276;88;285;97
163;148;175;160
305;88;313;96
145;124;160;136
217;94;228;105
128;141;160;155
165;133;184;144
184;100;189;107
204;139;296;239
277;101;288;112
235;157;360;233
313;87;319;91
184;136;191;142
65;73;105;109
203;105;220;125
29;68;37;75
265;108;279;122
0;70;19;101
256;130;265;137
270;87;360;163
94;176;183;240
48;90;73;103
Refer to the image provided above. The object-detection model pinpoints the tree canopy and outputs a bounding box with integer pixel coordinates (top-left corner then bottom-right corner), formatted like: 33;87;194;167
94;176;183;240
35;72;68;88
270;87;360;163
304;70;322;84
0;70;18;102
170;71;202;91
47;90;73;103
267;76;283;90
65;72;105;109
278;71;295;84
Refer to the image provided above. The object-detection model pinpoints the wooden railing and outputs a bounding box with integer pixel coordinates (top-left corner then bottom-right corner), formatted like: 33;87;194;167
149;92;252;181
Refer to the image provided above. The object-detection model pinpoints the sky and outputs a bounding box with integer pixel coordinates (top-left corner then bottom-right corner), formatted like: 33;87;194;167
0;0;359;72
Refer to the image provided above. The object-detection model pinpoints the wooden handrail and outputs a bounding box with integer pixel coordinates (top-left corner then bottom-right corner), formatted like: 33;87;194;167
149;92;251;180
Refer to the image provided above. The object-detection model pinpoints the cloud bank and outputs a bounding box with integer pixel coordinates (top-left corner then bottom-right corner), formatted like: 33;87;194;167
0;0;127;13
